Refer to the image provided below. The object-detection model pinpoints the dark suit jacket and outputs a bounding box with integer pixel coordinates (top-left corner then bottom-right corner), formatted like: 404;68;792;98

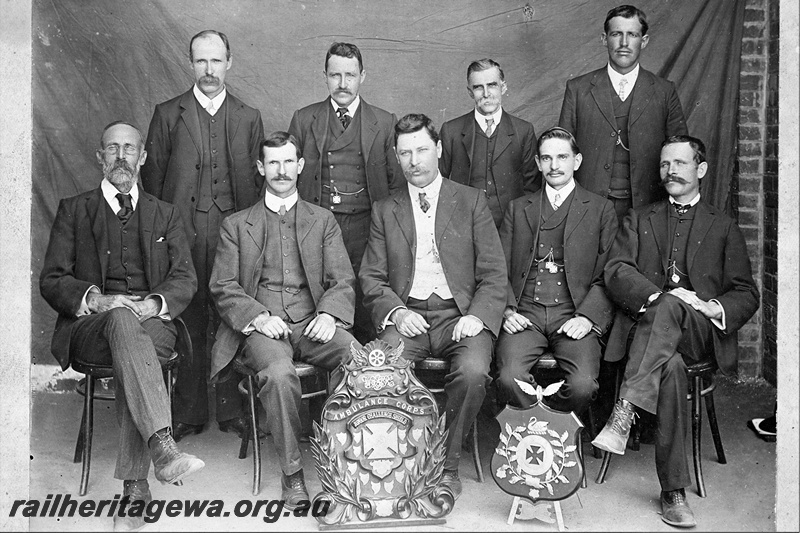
141;89;265;243
209;199;356;380
558;67;687;208
39;186;198;370
604;200;760;375
439;109;540;222
359;179;508;337
499;184;618;333
288;98;404;204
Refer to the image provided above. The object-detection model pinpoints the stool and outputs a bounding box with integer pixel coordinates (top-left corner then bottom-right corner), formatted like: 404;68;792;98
532;352;600;489
595;359;725;497
233;357;329;496
71;317;189;496
413;357;484;482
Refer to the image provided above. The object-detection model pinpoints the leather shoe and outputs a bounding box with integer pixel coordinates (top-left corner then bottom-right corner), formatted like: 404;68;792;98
440;469;462;500
281;470;309;510
172;421;204;443
149;428;205;485
219;417;265;440
113;480;151;531
661;489;697;528
592;399;637;455
747;416;776;442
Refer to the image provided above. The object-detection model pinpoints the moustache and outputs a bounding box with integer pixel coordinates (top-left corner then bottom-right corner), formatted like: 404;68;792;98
199;75;219;85
335;89;351;94
272;174;292;181
111;160;133;173
661;175;688;185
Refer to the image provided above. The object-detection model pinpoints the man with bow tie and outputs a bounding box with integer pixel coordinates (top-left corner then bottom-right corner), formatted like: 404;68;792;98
359;114;507;499
40;121;204;531
141;30;265;442
558;4;687;222
209;131;359;508
288;42;404;345
495;127;617;416
592;135;760;528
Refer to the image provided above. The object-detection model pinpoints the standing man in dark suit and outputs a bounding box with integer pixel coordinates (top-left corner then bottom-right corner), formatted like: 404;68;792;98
209;132;359;508
496;127;617;414
289;42;404;344
592;136;759;528
360;114;507;499
558;4;688;222
40;122;204;532
142;30;265;442
439;58;539;228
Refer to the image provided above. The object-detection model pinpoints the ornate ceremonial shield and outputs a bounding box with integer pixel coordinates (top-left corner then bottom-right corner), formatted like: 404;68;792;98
491;382;584;504
311;340;455;527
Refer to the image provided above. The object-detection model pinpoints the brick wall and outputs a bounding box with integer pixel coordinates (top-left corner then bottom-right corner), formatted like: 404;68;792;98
734;0;772;379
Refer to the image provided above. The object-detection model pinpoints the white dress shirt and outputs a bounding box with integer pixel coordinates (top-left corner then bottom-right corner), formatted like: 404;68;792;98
193;84;227;116
474;106;503;135
607;63;640;101
545;178;576;209
330;95;361;117
264;190;298;213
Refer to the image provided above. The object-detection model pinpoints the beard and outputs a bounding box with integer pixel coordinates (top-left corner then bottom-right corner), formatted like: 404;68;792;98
104;160;137;191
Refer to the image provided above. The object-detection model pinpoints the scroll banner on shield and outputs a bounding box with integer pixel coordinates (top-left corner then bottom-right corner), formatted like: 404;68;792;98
311;340;455;528
491;380;584;510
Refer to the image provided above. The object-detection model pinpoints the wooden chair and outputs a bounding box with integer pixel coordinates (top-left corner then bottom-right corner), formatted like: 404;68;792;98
595;358;725;497
233;357;329;496
71;317;190;496
413;357;484;482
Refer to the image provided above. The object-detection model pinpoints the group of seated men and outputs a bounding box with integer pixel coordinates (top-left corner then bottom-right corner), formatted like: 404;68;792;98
39;4;759;531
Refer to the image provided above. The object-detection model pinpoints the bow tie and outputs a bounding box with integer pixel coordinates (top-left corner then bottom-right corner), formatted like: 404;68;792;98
672;202;692;215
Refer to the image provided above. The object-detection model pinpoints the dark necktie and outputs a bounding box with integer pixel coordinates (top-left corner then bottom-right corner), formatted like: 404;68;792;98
418;192;430;213
673;202;692;215
337;107;351;130
116;193;133;223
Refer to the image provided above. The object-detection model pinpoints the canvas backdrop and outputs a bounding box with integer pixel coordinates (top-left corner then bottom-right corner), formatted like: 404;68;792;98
31;0;745;363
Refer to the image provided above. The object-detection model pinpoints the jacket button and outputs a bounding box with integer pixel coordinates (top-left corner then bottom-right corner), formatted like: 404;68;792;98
604;164;611;170
314;197;319;202
191;197;196;202
610;132;616;137
195;164;200;170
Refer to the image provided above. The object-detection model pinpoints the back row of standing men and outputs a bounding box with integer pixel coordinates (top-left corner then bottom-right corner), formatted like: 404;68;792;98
40;4;759;531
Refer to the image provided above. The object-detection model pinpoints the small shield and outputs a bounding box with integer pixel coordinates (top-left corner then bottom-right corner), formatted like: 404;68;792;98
491;402;584;503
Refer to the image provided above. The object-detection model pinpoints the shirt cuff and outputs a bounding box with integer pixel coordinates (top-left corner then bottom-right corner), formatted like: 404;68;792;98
242;311;270;335
639;291;662;314
709;299;726;331
77;286;100;316
145;294;170;320
382;306;407;331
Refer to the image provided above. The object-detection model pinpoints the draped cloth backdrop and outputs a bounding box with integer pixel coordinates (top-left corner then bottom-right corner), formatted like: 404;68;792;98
31;0;746;363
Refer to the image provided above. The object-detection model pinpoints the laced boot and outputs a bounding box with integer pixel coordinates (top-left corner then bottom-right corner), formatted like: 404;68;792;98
591;398;637;455
281;470;309;510
148;427;205;485
112;480;151;531
661;488;697;528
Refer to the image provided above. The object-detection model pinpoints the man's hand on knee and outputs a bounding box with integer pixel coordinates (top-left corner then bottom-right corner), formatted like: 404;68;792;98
391;308;430;338
452;315;484;342
252;313;290;339
502;307;531;335
303;313;336;344
86;292;142;314
557;316;593;340
127;298;160;322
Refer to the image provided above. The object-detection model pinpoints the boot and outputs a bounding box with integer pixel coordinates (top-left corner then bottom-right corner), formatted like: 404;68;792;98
281;470;309;510
592;399;637;455
148;427;205;485
112;480;151;532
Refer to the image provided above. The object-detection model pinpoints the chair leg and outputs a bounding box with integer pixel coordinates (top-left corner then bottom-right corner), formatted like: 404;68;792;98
79;376;95;497
246;375;262;496
576;429;587;489
471;420;484;482
238;408;251;460
703;380;726;464
691;375;706;498
595;450;612;484
73;405;86;464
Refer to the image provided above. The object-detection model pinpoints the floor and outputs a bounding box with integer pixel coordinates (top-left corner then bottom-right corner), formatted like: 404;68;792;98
28;376;776;531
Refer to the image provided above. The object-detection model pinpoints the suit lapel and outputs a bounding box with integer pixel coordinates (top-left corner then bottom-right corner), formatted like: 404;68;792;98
87;188;109;286
492;114;513;162
226;94;242;142
359;100;378;166
460;116;476;168
312;100;331;163
564;187;587;242
686;202;714;273
524;191;543;253
629;70;654;128
137;189;156;286
647;202;670;275
179;90;203;156
393;192;416;252
296;201;315;246
245;205;268;291
435;181;457;245
589;71;618;131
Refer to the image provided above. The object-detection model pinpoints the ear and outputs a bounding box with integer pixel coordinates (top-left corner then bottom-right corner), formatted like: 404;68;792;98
641;34;650;49
297;157;305;175
96;150;104;166
534;155;543;172
394;147;401;164
467;86;475;100
256;159;266;176
500;81;508;95
359;69;366;84
436;140;442;159
573;153;583;171
137;149;147;168
226;56;233;71
697;161;708;180
601;32;608;46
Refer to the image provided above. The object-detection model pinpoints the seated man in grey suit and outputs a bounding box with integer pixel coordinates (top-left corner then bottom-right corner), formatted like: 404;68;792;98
592;135;760;528
360;114;508;499
40;121;204;532
209;131;359;508
496;127;617;415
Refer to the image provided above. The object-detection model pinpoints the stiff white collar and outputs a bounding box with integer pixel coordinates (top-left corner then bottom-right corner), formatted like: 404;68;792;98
669;193;700;207
545;179;575;206
264;190;298;213
407;172;444;200
607;63;640;100
193;84;227;115
474;106;503;132
330;95;361;116
101;179;139;213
